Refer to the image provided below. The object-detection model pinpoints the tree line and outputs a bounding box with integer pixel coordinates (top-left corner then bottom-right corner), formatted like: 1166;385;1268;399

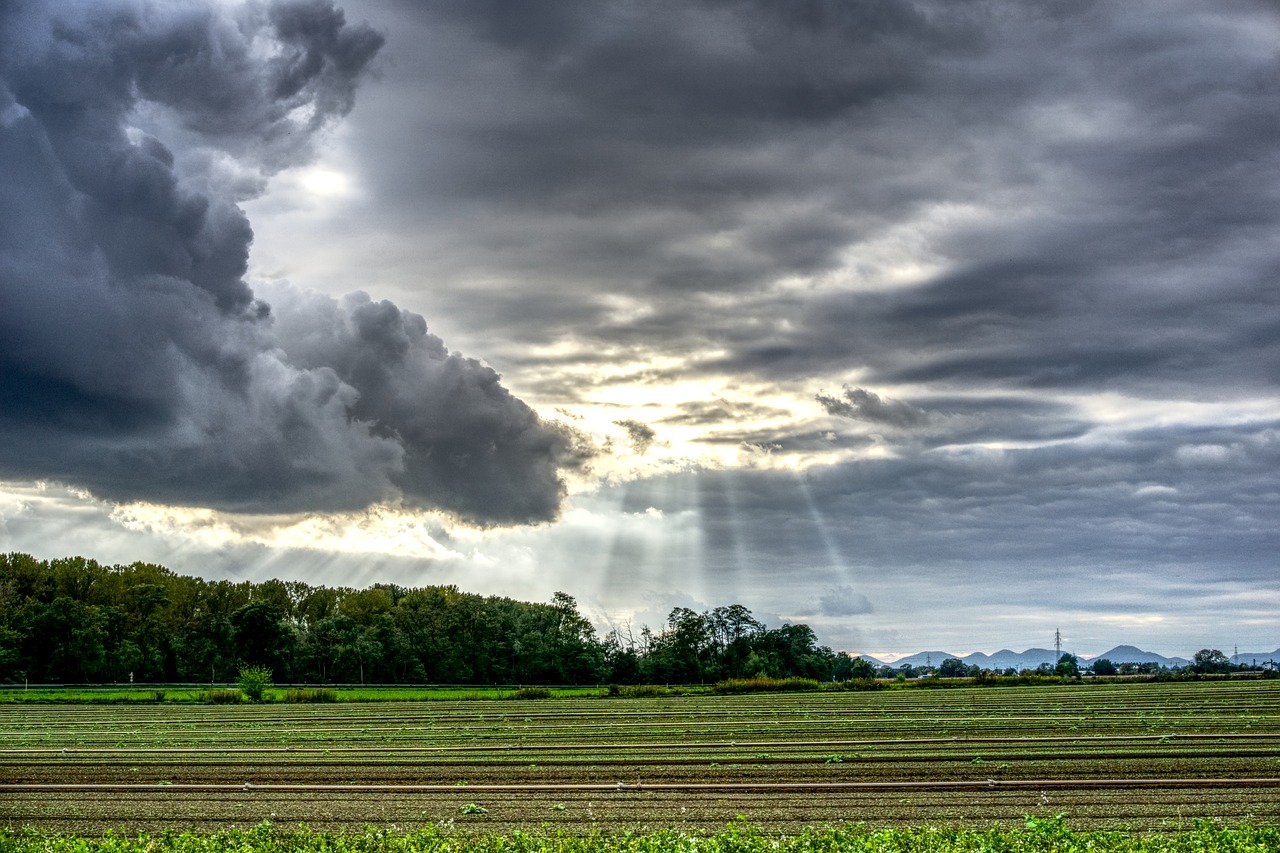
0;553;859;685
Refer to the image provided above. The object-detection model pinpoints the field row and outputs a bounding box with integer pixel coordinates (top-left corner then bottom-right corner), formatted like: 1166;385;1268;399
6;784;1280;835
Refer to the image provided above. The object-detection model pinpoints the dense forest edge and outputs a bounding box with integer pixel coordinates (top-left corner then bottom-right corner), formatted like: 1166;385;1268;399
1;553;1270;689
0;553;857;686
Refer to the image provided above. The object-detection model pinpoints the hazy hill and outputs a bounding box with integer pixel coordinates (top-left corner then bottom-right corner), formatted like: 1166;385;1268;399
1090;645;1188;668
849;645;1213;669
1232;649;1280;665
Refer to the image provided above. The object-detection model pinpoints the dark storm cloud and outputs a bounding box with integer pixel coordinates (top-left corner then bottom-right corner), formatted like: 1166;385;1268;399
0;0;587;523
336;0;991;343
787;253;1280;395
341;0;1280;414
264;286;594;523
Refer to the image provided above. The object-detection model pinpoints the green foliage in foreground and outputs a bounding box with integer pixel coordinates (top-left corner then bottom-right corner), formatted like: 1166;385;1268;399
4;817;1279;853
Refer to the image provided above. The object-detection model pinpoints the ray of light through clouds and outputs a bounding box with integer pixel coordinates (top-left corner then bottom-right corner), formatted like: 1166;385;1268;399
2;0;1279;657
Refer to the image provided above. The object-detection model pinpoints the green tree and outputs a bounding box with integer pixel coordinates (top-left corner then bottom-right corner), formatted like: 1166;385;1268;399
1055;653;1080;677
843;656;877;680
938;658;969;678
603;629;643;684
36;597;108;682
1090;658;1116;676
230;600;294;672
1192;648;1231;674
175;609;235;683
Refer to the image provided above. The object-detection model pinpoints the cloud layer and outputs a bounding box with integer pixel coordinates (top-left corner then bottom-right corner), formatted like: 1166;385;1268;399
316;0;1280;413
3;0;1279;654
0;0;587;523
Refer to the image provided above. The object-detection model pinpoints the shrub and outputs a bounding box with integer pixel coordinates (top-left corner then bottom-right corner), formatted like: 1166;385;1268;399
201;688;241;704
713;677;820;695
283;688;337;703
506;687;552;700
613;684;678;698
237;666;273;703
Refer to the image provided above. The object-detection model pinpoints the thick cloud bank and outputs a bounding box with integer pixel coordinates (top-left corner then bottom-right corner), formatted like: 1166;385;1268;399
0;0;585;523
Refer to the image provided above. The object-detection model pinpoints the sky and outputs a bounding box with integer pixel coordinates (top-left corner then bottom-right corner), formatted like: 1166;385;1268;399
1;0;1278;660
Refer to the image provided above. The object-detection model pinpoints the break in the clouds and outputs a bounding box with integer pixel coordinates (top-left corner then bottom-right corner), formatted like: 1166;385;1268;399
0;0;587;524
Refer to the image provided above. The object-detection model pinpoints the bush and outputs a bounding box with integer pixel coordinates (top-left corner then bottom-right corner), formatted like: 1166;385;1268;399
237;666;273;703
506;687;552;700
713;677;820;695
283;688;337;703
614;684;679;698
201;688;241;704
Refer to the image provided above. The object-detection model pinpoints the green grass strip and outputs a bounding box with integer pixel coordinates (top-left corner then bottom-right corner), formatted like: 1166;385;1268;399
3;818;1280;853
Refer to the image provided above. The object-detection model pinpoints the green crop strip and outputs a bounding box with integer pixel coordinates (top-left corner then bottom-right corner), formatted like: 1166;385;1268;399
4;819;1280;853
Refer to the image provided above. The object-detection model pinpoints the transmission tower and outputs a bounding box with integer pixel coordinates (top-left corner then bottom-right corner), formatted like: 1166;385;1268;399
1055;629;1062;661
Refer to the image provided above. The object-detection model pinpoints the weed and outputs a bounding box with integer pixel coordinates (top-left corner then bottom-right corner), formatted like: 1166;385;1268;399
713;677;820;694
200;688;241;704
284;688;338;703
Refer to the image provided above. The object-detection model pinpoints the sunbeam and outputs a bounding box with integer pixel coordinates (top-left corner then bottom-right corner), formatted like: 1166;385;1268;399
792;471;853;582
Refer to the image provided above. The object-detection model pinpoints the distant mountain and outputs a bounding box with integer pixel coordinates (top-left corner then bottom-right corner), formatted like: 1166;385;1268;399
848;653;888;666
851;648;1062;670
963;648;1059;670
1089;645;1188;668
847;644;1206;670
879;650;953;668
1232;649;1280;666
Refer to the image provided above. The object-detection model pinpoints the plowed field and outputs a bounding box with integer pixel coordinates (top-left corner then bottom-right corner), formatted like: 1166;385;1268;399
2;680;1278;833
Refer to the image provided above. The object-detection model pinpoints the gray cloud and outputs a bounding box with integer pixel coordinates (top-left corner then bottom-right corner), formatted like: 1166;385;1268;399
815;387;1090;450
612;419;656;455
817;585;874;618
323;0;1280;412
817;388;928;429
4;0;1279;653
659;398;792;427
0;0;587;523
